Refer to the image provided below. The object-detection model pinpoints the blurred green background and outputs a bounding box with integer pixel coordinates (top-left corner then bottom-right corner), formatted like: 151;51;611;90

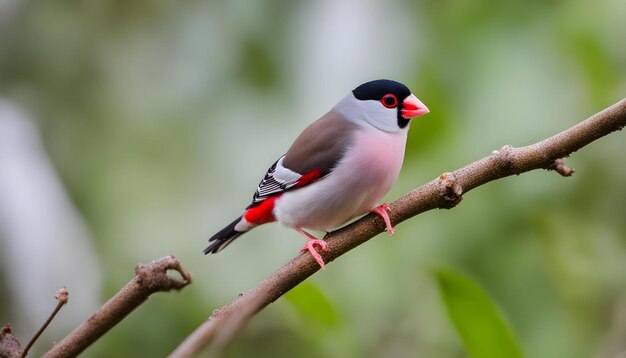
1;0;625;357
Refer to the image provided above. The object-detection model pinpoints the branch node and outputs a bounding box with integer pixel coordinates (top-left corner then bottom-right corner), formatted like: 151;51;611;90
550;158;575;177
492;145;516;173
134;255;192;291
55;288;69;305
1;324;23;358
438;172;463;208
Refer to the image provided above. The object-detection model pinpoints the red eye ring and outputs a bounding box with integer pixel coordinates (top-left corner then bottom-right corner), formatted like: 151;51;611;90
381;94;398;108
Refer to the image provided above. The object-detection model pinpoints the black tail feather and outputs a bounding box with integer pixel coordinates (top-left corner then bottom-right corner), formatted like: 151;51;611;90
204;216;245;254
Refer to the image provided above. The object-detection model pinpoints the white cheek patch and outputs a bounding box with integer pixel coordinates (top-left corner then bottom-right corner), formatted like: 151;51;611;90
334;94;402;133
359;100;399;132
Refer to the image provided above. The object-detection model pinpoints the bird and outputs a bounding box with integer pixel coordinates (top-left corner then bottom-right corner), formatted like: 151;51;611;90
204;79;429;269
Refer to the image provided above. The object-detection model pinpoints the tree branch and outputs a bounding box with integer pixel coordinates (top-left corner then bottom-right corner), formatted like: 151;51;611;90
43;255;192;358
169;98;626;358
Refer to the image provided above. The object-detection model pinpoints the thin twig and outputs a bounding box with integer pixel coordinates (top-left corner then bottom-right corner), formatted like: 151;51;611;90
169;98;626;358
21;288;69;358
42;255;192;358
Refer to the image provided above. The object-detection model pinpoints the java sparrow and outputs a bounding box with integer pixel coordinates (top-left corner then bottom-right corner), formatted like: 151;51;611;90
205;79;429;269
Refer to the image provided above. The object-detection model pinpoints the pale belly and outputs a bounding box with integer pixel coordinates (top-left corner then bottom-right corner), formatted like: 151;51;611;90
274;129;407;231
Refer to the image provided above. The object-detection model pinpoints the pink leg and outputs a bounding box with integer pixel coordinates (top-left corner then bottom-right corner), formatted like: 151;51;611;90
372;203;395;236
295;227;329;269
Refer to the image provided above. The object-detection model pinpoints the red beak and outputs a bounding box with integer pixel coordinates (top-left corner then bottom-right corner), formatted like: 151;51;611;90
401;94;430;119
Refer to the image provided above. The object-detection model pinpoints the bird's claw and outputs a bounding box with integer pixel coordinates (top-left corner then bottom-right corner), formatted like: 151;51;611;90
372;203;395;236
300;239;329;269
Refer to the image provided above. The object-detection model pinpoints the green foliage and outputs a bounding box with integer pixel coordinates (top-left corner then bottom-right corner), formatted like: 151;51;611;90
284;281;340;328
436;268;523;358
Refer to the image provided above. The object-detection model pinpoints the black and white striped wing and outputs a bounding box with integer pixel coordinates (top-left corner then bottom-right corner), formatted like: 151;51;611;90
247;156;302;208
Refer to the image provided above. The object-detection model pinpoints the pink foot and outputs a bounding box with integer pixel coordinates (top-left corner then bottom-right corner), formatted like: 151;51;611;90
372;203;395;236
295;228;329;269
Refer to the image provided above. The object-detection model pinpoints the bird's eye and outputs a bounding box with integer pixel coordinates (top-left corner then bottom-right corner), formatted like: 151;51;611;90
381;94;398;108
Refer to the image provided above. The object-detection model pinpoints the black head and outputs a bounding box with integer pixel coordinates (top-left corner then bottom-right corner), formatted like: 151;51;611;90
352;79;413;128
